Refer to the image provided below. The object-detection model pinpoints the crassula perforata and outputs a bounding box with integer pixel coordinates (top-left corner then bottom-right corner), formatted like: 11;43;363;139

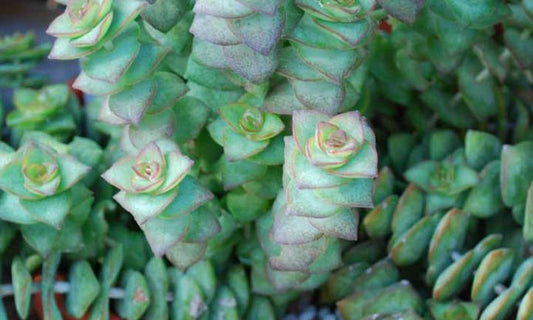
0;0;530;319
47;0;147;59
102;139;217;269
208;103;285;162
7;84;81;145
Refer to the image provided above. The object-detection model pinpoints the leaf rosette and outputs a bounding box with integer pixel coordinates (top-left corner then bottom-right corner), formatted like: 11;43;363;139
102;139;218;267
208;103;285;163
0;138;91;229
284;111;377;216
7;85;80;144
47;0;147;59
102;139;193;197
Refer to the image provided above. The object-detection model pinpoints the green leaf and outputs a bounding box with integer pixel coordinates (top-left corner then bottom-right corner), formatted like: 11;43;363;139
287;138;348;189
148;71;188;114
223;126;269;161
142;0;187;32
40;254;62;320
183;206;221;243
458;57;500;120
505;27;533;69
169;269;207;317
309;208;359;240
314;178;374;208
433;234;502;301
90;245;124;320
501;141;533;207
463;161;503;218
285;176;341;218
48;0;147;59
390;213;441;266
159;176;213;219
293;43;364;83
141;214;190;256
426;209;470;285
465;131;501;170
0;193;38;224
19;190;71;228
0;221;16;254
227;265;249;316
471;249;514;306
0;162;41;200
226;188;270;223
431;0;511;28
173;97;211;144
223;43;280;83
378;0;425;23
264;81;307;115
228;10;285;55
109;79;156;124
81;31;140;83
429;300;480;320
429;130;460;161
11;257;32;319
66;261;101;319
290;78;345;114
248;134;284;165
114;189;179;225
166;241;207;270
246;296;276;320
144;258;169;320
363;282;424;317
209;286;240;320
364;195;399;239
116;270;151;320
222;158;267;190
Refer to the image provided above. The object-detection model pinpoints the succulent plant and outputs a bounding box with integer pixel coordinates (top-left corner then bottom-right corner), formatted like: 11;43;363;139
265;0;377;115
0;32;50;88
2;247;280;320
47;0;147;59
1;0;528;318
284;110;377;217
189;0;286;83
0;133;102;256
7;84;81;145
101;139;219;269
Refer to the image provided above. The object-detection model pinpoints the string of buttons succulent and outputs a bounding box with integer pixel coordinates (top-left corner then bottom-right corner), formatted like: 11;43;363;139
0;0;532;319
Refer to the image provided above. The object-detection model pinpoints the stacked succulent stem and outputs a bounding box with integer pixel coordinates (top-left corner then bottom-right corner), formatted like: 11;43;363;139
46;0;220;270
265;0;377;115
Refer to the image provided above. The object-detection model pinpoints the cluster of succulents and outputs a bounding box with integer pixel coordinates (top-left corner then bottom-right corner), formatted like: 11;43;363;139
0;0;533;319
0;32;50;88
